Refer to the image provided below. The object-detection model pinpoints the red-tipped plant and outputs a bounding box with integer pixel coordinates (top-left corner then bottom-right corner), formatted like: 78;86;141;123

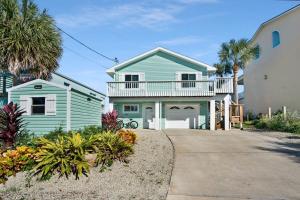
102;110;120;133
0;102;25;149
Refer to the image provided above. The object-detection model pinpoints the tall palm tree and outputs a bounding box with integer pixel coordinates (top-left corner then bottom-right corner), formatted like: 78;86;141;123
218;39;258;104
0;0;62;80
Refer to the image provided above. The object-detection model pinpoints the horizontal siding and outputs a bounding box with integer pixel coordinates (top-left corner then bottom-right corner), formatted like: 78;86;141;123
10;82;67;135
71;90;102;130
116;51;208;81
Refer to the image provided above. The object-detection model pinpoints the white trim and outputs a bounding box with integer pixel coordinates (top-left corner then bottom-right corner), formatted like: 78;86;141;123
250;5;300;42
155;101;160;130
8;90;11;103
210;100;215;131
7;79;68;92
224;94;230;131
66;87;71;132
106;47;216;76
123;104;139;113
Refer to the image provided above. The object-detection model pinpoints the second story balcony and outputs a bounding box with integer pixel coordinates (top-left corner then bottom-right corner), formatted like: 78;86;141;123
107;78;233;97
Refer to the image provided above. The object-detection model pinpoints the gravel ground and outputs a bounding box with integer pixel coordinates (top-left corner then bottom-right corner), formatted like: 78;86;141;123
0;130;174;200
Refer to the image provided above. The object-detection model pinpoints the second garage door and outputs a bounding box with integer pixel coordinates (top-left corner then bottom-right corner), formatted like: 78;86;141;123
165;104;199;129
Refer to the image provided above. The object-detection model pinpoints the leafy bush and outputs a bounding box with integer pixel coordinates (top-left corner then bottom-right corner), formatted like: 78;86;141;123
0;102;26;149
33;133;90;180
43;126;67;141
254;112;300;134
0;146;36;184
78;125;102;139
85;132;134;171
117;129;137;144
15;129;36;147
102;110;120;133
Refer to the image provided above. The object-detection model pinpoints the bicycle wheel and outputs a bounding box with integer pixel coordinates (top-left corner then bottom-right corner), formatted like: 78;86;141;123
129;121;138;129
116;120;124;130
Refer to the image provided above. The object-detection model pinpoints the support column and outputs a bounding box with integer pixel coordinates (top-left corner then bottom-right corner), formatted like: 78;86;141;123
210;100;215;131
155;101;160;130
108;101;114;112
224;96;230;130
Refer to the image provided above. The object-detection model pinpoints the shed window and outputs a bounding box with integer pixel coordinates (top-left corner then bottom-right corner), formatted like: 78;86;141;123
181;73;196;88
123;104;139;113
125;74;139;88
32;97;45;115
272;31;280;48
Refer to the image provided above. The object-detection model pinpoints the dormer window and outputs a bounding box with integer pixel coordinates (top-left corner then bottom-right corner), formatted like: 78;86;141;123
272;31;280;48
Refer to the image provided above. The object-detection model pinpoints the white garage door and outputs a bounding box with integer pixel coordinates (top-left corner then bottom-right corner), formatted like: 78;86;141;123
165;105;199;129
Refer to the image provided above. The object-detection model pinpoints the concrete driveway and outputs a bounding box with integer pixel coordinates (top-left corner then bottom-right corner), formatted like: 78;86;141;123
164;129;300;200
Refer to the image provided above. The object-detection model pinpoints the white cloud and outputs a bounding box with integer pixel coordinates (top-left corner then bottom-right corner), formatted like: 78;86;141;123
156;36;205;46
56;0;220;29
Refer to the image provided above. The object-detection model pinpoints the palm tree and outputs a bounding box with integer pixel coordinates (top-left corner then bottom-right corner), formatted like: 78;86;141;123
0;0;62;80
218;39;258;104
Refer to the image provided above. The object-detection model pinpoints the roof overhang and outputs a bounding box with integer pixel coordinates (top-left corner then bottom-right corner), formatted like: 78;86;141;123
106;47;216;76
7;79;68;92
250;4;300;43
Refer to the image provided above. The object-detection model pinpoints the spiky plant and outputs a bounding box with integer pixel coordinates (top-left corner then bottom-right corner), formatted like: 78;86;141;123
218;39;258;104
102;110;120;133
0;0;62;79
0;102;25;149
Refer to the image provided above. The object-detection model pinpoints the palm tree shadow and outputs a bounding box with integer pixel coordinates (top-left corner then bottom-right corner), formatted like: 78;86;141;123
255;141;300;164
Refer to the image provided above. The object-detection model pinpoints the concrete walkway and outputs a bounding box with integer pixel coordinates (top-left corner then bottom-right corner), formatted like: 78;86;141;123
164;129;300;200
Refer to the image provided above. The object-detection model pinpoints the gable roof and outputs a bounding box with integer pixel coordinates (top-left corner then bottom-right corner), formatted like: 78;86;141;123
251;4;300;42
106;47;216;76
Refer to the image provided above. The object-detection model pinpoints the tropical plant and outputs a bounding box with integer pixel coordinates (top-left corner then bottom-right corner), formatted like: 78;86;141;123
0;146;36;184
33;133;90;180
0;102;25;149
15;129;36;147
84;131;134;171
102;110;120;133
78;125;102;139
0;0;62;79
117;129;137;144
218;39;258;104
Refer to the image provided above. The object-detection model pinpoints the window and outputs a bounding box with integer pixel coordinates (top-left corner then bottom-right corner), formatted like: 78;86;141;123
254;45;260;60
170;106;180;110
181;73;196;88
184;106;195;110
31;97;45;115
123;104;139;113
125;74;139;88
272;31;280;48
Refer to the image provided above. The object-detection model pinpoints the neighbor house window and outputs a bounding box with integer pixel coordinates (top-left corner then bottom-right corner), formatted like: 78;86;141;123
123;104;139;113
254;45;260;59
181;73;196;88
31;97;45;115
272;31;280;48
125;74;139;88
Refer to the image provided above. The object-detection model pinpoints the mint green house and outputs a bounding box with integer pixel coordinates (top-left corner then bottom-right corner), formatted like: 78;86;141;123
7;73;105;134
107;47;233;130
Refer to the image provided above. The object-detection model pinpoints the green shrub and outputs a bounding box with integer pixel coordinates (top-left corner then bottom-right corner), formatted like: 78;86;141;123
43;126;67;141
254;112;300;134
33;133;90;180
78;125;102;139
15;129;37;147
84;131;134;171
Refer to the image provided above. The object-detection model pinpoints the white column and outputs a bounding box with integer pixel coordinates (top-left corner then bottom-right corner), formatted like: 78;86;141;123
155;101;160;130
224;96;230;131
109;101;114;112
210;100;215;131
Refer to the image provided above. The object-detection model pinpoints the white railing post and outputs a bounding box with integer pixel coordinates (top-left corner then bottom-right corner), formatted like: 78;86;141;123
210;100;216;131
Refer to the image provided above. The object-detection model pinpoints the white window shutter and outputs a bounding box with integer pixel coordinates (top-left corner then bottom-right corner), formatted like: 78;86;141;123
139;73;145;90
45;94;56;115
175;72;181;90
19;95;30;115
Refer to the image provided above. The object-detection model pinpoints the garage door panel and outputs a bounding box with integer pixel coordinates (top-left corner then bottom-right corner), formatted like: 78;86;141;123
165;105;199;129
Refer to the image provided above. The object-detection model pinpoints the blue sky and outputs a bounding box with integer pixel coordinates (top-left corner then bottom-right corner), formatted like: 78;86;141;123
35;0;298;94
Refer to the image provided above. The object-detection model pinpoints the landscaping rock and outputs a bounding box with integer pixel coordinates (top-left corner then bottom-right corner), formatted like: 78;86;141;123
0;130;173;200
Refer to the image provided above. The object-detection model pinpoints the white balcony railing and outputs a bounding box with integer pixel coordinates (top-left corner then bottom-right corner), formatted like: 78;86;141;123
107;77;233;97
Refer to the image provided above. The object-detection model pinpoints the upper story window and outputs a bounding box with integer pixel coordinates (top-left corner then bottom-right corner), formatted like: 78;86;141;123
32;97;45;115
181;73;196;88
272;31;280;48
125;74;139;89
254;45;260;60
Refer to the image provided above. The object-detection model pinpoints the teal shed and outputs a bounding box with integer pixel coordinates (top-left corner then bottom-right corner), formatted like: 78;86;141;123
7;73;105;135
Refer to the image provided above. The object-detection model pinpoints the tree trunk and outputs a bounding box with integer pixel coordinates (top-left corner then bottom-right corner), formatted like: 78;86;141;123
233;65;239;104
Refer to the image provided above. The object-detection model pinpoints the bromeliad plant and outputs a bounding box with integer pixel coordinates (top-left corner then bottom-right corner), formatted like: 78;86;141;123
102;110;120;133
0;102;26;149
33;133;90;180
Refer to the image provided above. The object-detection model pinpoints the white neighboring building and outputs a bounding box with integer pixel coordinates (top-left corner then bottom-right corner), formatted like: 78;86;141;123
242;5;300;115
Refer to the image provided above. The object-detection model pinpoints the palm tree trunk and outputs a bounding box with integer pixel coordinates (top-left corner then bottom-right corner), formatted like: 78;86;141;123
233;65;239;104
